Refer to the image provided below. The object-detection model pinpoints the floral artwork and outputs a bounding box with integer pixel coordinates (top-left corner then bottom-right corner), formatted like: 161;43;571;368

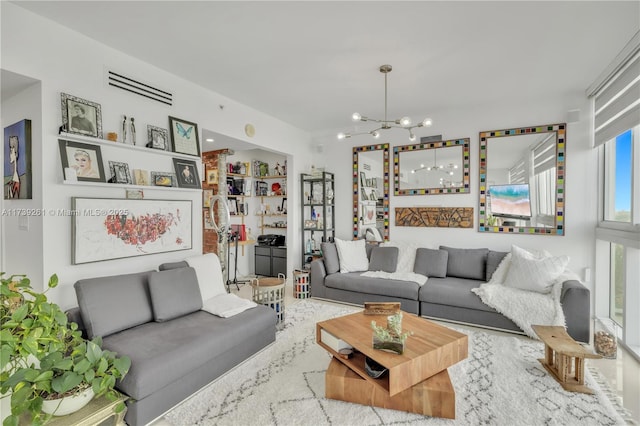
72;198;192;264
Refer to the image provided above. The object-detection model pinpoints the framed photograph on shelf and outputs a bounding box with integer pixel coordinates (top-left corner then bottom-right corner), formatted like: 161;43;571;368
126;190;144;200
168;116;200;157
60;93;102;138
4;119;32;199
146;125;169;151
362;203;376;225
71;197;192;264
203;189;214;207
108;161;132;184
133;169;150;186
151;171;175;187
172;158;201;189
58;139;106;183
206;167;218;185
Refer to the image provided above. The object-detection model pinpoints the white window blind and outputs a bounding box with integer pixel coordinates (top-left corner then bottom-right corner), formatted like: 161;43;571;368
533;133;557;174
590;32;640;147
509;159;525;184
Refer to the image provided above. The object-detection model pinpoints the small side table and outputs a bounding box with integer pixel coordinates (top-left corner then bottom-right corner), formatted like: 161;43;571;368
21;394;127;426
251;273;285;323
293;269;310;299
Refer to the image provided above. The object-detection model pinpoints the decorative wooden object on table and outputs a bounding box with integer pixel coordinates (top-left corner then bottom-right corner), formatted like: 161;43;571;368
251;274;286;323
317;311;468;418
363;302;400;315
532;325;602;394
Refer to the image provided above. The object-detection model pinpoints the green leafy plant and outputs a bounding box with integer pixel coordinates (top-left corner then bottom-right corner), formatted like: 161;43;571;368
0;272;131;426
371;312;413;354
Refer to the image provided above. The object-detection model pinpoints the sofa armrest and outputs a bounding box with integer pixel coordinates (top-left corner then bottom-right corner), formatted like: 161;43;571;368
310;258;328;298
560;279;590;343
65;307;87;339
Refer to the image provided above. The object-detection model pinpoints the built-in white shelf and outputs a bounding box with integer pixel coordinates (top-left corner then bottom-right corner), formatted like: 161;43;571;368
62;180;201;192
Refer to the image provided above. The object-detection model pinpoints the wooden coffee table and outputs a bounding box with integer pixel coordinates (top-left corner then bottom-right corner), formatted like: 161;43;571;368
316;310;468;418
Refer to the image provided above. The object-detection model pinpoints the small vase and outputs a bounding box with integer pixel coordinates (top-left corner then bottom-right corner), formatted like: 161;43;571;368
594;317;618;359
41;387;94;416
372;335;405;355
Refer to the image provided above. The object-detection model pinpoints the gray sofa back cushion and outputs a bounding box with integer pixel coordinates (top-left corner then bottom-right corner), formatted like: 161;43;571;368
368;246;398;273
149;267;202;322
321;242;340;274
486;250;509;282
158;261;189;271
414;248;448;277
440;246;489;280
75;271;154;339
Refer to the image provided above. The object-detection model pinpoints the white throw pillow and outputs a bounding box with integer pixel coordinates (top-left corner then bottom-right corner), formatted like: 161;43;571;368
380;241;422;273
502;245;569;294
335;238;369;273
186;253;227;301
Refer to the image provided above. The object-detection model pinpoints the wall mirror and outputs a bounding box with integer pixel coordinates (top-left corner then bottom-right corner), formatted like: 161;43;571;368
353;143;390;241
393;138;470;195
478;123;566;236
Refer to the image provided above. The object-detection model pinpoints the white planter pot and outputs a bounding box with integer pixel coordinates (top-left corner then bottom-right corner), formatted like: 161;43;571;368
41;387;95;416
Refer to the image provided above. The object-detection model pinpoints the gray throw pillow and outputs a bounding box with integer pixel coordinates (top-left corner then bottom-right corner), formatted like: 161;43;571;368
321;242;340;274
148;267;202;322
440;246;489;280
368;246;399;273
486;250;509;282
75;271;154;339
413;248;448;278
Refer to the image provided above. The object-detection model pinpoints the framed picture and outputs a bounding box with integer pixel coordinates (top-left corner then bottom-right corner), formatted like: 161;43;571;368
206;167;218;185
58;139;106;183
169;116;200;157
71;197;192;264
203;209;215;230
362;203;376;225
151;171;175;187
126;190;144;199
173;158;201;189
203;189;213;207
108;161;132;184
61;93;102;138
4;119;32;199
146;125;170;151
133;169;150;186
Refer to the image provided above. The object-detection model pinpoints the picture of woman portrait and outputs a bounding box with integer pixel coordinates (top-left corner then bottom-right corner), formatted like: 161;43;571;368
61;93;102;138
58;139;105;183
72;149;100;178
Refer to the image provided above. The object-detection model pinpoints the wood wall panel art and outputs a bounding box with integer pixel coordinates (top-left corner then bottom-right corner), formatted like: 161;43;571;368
395;207;473;228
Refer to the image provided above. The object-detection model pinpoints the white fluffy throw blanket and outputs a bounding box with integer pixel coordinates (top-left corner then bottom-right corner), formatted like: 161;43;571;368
202;293;257;318
360;270;428;285
472;255;580;339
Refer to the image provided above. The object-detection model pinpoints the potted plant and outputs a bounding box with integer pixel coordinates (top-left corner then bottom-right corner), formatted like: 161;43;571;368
371;312;413;355
0;272;131;426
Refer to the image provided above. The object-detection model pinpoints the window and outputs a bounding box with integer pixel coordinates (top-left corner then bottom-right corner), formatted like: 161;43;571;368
609;242;624;328
604;129;633;223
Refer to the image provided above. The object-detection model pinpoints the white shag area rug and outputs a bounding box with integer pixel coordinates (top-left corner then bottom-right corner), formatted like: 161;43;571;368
163;299;631;426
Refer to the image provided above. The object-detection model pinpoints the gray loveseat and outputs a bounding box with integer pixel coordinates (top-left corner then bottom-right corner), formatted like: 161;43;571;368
67;259;276;426
310;243;590;343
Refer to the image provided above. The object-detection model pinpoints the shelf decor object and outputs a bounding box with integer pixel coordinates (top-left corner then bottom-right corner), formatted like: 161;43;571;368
336;65;432;142
169;116;200;157
71;197;192;264
146;124;170;151
58;139;106;183
108;161;132;184
60;92;103;138
172;157;201;189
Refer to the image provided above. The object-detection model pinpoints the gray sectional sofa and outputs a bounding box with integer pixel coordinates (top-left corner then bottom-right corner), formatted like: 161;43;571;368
67;260;277;426
310;242;590;343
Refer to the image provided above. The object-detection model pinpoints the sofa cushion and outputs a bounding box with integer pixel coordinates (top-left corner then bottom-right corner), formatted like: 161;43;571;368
502;245;569;293
368;246;398;273
440;246;489;280
419;277;495;312
148;267;202;322
185;253;226;301
158;260;189;271
486;250;509;282
102;306;276;401
325;272;419;300
414;248;448;278
381;241;422;273
335;238;369;273
75;271;154;339
321;242;340;274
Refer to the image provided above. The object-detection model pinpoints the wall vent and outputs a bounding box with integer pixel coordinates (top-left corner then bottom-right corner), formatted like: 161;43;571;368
106;70;173;106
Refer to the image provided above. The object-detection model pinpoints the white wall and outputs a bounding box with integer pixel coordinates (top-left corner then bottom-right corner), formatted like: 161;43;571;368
313;95;597;291
1;3;314;308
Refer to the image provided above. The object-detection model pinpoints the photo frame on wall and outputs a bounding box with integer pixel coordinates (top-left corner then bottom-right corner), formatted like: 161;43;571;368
150;171;175;187
169;116;200;157
206;167;218;185
60;93;102;138
58;139;106;183
108;161;132;184
4;119;32;199
146;125;169;151
172;158;201;189
72;197;192;264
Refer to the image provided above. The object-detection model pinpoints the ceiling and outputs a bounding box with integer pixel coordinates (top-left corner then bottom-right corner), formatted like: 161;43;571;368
9;1;640;141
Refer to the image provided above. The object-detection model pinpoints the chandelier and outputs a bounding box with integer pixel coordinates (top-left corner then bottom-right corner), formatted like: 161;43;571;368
410;149;458;175
337;64;433;141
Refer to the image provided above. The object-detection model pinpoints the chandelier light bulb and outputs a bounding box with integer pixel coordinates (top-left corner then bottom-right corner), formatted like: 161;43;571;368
422;118;433;127
352;112;362;122
411;170;415;174
400;116;412;127
409;132;416;142
337;132;347;140
449;171;454;176
372;130;380;139
420;164;425;168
